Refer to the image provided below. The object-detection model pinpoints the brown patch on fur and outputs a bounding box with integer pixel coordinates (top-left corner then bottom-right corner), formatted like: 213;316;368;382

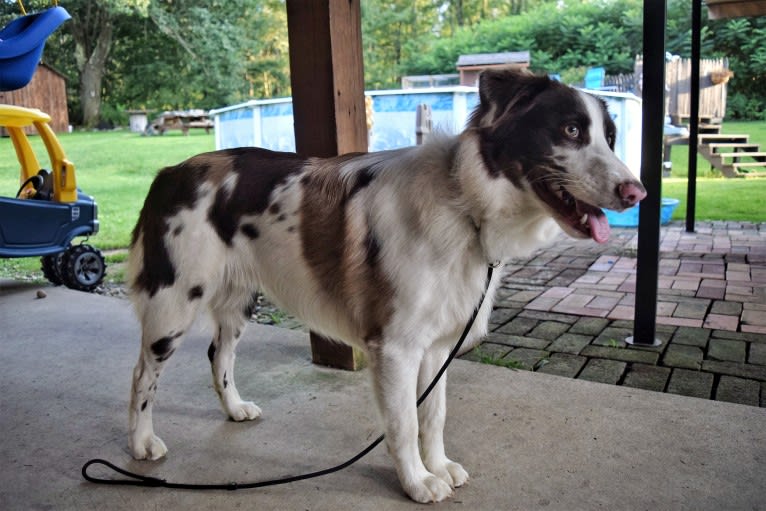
299;157;393;339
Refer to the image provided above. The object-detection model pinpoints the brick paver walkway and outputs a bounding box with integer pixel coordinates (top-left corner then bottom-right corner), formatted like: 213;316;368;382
462;221;766;408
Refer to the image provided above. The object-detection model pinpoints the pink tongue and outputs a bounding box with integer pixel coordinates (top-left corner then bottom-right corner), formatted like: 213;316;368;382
588;212;611;243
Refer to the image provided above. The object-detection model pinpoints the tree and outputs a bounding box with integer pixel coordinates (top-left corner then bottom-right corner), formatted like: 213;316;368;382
400;1;644;79
360;0;544;89
0;0;289;125
3;0;760;124
362;0;440;89
104;0;289;112
63;1;150;127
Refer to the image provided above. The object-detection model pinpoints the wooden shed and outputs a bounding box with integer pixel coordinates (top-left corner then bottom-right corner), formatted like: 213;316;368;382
0;63;69;134
456;51;530;86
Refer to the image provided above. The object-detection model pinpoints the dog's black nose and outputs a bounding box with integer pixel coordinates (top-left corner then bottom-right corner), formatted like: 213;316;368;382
618;181;647;207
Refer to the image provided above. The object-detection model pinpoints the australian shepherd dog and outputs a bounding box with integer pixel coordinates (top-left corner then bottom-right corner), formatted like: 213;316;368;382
126;69;645;502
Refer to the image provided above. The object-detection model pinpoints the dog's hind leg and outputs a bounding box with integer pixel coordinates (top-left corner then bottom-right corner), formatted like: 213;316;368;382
128;294;199;460
207;296;261;422
368;342;454;503
417;345;469;489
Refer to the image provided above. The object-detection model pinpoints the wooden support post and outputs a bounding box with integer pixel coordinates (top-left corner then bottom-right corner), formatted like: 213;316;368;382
416;104;432;145
286;0;367;370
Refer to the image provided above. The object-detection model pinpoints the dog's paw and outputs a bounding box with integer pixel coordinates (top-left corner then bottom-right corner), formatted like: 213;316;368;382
403;473;454;503
226;400;262;422
436;461;469;488
130;434;168;461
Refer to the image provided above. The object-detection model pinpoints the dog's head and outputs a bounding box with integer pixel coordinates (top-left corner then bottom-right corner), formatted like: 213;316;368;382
469;68;646;243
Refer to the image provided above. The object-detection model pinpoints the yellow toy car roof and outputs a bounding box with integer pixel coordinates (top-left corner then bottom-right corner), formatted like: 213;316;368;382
0;104;52;127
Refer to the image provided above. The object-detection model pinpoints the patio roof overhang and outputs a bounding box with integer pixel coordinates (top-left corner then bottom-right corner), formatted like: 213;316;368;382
706;0;766;19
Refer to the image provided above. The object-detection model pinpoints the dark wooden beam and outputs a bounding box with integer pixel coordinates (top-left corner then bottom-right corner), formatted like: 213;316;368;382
286;0;367;370
286;0;367;157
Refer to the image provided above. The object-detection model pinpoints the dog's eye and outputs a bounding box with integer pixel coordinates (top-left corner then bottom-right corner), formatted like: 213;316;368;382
564;124;580;139
606;133;615;147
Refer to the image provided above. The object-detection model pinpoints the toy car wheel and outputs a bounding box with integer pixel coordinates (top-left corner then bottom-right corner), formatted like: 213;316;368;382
61;244;106;292
40;252;66;286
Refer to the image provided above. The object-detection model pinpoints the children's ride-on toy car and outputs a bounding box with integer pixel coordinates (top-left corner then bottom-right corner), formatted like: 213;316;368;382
0;104;105;291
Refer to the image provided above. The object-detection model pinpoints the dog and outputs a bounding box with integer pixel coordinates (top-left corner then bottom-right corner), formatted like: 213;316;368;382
126;68;646;503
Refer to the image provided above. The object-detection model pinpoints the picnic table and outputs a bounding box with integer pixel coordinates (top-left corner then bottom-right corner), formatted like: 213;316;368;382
145;109;213;135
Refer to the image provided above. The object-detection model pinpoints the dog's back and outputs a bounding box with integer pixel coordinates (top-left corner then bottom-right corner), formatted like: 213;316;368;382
127;139;481;345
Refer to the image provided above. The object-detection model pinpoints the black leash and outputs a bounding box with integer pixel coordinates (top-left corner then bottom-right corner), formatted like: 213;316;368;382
82;265;495;490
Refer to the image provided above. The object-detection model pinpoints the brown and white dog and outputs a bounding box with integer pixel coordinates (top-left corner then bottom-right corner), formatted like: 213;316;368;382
127;69;645;503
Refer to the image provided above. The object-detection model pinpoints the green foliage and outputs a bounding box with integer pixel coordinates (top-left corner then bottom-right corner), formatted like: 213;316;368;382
663;4;766;120
401;1;644;82
397;0;764;119
2;0;763;123
707;17;766;120
106;0;289;112
0;0;290;122
362;0;548;89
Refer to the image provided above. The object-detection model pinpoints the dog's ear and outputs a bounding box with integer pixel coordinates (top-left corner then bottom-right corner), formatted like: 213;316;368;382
470;68;552;128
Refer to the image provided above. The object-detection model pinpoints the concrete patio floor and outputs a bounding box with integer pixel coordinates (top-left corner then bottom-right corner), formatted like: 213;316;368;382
1;281;765;510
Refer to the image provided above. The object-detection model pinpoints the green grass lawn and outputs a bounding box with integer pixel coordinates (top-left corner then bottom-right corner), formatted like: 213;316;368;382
663;178;766;222
662;120;766;222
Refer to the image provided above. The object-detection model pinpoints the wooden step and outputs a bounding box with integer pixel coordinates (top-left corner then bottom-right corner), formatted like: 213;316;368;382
718;151;766;160
732;161;766;169
699;134;749;143
714;161;766;178
699;124;722;134
705;143;759;151
695;132;764;178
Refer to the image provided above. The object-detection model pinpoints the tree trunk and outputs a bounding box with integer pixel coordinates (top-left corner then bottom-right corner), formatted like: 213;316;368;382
79;61;104;128
72;13;114;128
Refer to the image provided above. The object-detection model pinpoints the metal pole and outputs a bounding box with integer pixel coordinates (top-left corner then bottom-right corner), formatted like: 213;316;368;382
628;0;666;347
686;0;702;233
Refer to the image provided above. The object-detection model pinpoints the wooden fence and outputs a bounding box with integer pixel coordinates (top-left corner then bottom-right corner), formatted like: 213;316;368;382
665;57;730;123
603;73;636;93
632;56;731;123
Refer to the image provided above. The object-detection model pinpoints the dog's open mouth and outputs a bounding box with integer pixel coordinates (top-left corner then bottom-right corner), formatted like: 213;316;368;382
532;182;611;243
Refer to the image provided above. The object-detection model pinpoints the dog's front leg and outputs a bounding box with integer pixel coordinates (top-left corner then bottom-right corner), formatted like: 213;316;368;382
418;346;469;489
368;342;454;503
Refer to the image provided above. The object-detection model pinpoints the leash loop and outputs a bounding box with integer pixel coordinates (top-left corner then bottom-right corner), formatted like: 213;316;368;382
82;458;167;487
82;266;495;490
